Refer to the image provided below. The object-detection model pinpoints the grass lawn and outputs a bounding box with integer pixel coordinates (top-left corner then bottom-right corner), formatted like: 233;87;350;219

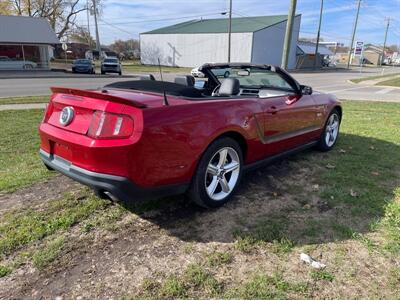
0;101;399;298
377;77;400;87
0;96;50;105
122;62;191;74
0;109;52;193
350;72;400;83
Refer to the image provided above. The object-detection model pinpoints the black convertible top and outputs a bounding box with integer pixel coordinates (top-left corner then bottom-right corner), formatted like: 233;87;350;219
104;80;204;98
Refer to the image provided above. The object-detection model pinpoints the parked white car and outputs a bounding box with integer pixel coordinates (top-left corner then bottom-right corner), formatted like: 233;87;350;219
0;56;37;70
191;66;231;78
191;67;205;78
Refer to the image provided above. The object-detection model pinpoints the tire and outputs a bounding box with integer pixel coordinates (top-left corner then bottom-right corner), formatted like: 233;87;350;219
119;71;122;76
188;137;243;208
101;71;105;75
224;71;230;78
23;64;33;70
317;109;341;151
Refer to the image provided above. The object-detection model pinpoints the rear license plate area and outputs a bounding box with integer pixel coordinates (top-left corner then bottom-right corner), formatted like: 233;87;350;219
50;140;72;160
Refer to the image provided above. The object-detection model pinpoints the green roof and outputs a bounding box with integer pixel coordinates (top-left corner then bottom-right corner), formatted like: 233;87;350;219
142;15;295;34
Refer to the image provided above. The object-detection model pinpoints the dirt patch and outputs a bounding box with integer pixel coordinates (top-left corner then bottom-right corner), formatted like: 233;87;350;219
0;155;398;299
0;175;80;216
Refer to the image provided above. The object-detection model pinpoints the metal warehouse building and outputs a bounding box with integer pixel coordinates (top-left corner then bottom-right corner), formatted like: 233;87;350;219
140;15;301;69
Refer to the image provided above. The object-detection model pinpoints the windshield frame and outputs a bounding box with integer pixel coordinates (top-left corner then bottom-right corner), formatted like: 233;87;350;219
199;63;301;95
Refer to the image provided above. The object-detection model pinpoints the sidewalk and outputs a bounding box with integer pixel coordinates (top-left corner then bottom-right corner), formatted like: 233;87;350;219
0;103;45;111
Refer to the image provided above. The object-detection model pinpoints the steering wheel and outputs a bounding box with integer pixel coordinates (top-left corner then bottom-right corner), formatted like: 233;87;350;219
211;84;221;96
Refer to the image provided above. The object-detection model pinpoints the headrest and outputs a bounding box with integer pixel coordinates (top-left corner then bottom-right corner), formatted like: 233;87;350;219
219;78;240;96
140;74;155;81
174;75;195;87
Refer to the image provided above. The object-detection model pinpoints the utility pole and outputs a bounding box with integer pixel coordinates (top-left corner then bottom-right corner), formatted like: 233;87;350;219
92;0;101;53
228;0;232;62
86;0;92;48
381;17;390;66
347;0;361;69
313;0;323;69
281;0;297;69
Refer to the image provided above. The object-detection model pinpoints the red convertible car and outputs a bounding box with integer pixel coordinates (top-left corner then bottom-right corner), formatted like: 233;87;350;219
39;63;342;208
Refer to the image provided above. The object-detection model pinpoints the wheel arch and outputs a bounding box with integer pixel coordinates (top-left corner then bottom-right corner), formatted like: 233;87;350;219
333;105;342;120
203;130;248;163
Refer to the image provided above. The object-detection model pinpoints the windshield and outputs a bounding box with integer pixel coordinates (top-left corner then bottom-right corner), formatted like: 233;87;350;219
210;67;293;91
104;58;118;63
74;59;90;64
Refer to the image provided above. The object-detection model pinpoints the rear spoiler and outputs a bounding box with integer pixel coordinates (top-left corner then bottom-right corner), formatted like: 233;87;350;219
50;87;147;108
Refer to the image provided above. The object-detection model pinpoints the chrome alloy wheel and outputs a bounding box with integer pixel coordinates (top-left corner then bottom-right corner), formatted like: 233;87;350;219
325;113;339;147
205;147;240;201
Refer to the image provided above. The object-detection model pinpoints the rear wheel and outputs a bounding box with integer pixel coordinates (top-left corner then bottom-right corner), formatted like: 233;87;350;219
317;109;341;151
188;137;242;208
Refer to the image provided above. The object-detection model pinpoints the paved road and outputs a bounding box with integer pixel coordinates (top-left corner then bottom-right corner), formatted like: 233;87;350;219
0;67;399;102
291;67;400;102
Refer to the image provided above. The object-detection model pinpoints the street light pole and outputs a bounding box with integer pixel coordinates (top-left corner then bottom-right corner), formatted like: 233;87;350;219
228;0;232;63
313;0;323;69
281;0;297;69
347;0;361;69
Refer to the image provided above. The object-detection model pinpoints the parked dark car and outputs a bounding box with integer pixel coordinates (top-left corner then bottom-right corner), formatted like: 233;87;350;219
101;58;122;75
72;59;95;74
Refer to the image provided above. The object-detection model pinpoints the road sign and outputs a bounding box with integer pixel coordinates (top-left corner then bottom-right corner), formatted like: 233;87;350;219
354;41;363;56
62;43;68;51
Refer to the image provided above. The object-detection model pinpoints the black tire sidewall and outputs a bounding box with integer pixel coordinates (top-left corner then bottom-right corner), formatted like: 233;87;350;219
189;137;243;208
318;109;341;151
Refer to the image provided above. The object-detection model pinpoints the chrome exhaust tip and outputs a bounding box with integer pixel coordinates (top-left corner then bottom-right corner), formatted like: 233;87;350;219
104;191;119;202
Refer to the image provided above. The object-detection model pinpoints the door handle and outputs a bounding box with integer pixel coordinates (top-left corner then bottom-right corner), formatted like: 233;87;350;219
266;106;278;114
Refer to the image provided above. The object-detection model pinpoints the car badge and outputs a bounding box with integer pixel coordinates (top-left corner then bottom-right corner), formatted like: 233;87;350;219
59;106;75;126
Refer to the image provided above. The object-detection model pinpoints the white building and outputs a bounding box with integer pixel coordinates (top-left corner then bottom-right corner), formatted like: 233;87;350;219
140;15;301;69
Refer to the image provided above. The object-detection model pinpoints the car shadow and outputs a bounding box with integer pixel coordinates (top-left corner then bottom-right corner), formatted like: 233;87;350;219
119;133;399;246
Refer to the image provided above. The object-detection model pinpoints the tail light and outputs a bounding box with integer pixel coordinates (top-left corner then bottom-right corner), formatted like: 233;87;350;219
42;101;54;123
87;111;134;139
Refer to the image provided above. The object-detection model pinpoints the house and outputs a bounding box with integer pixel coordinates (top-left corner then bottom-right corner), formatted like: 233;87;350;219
140;15;301;69
0;15;60;70
296;41;333;68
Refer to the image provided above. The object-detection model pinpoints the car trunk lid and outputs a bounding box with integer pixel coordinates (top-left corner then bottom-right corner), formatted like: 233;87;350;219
47;87;147;135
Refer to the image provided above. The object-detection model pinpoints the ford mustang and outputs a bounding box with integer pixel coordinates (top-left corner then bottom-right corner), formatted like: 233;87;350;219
39;63;342;208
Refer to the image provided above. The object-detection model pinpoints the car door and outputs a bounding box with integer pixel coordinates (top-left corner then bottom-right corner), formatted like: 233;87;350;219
256;73;319;156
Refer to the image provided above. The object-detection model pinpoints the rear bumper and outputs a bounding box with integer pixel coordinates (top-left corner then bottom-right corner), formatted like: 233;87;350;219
40;149;189;202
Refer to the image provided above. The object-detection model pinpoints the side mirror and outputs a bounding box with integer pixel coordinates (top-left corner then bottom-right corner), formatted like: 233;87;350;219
237;70;250;76
300;85;313;95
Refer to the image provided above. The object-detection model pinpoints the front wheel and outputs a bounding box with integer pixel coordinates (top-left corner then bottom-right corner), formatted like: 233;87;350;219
317;109;341;151
188;137;242;208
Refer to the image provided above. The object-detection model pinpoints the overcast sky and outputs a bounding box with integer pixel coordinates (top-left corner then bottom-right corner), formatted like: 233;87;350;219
76;0;400;47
